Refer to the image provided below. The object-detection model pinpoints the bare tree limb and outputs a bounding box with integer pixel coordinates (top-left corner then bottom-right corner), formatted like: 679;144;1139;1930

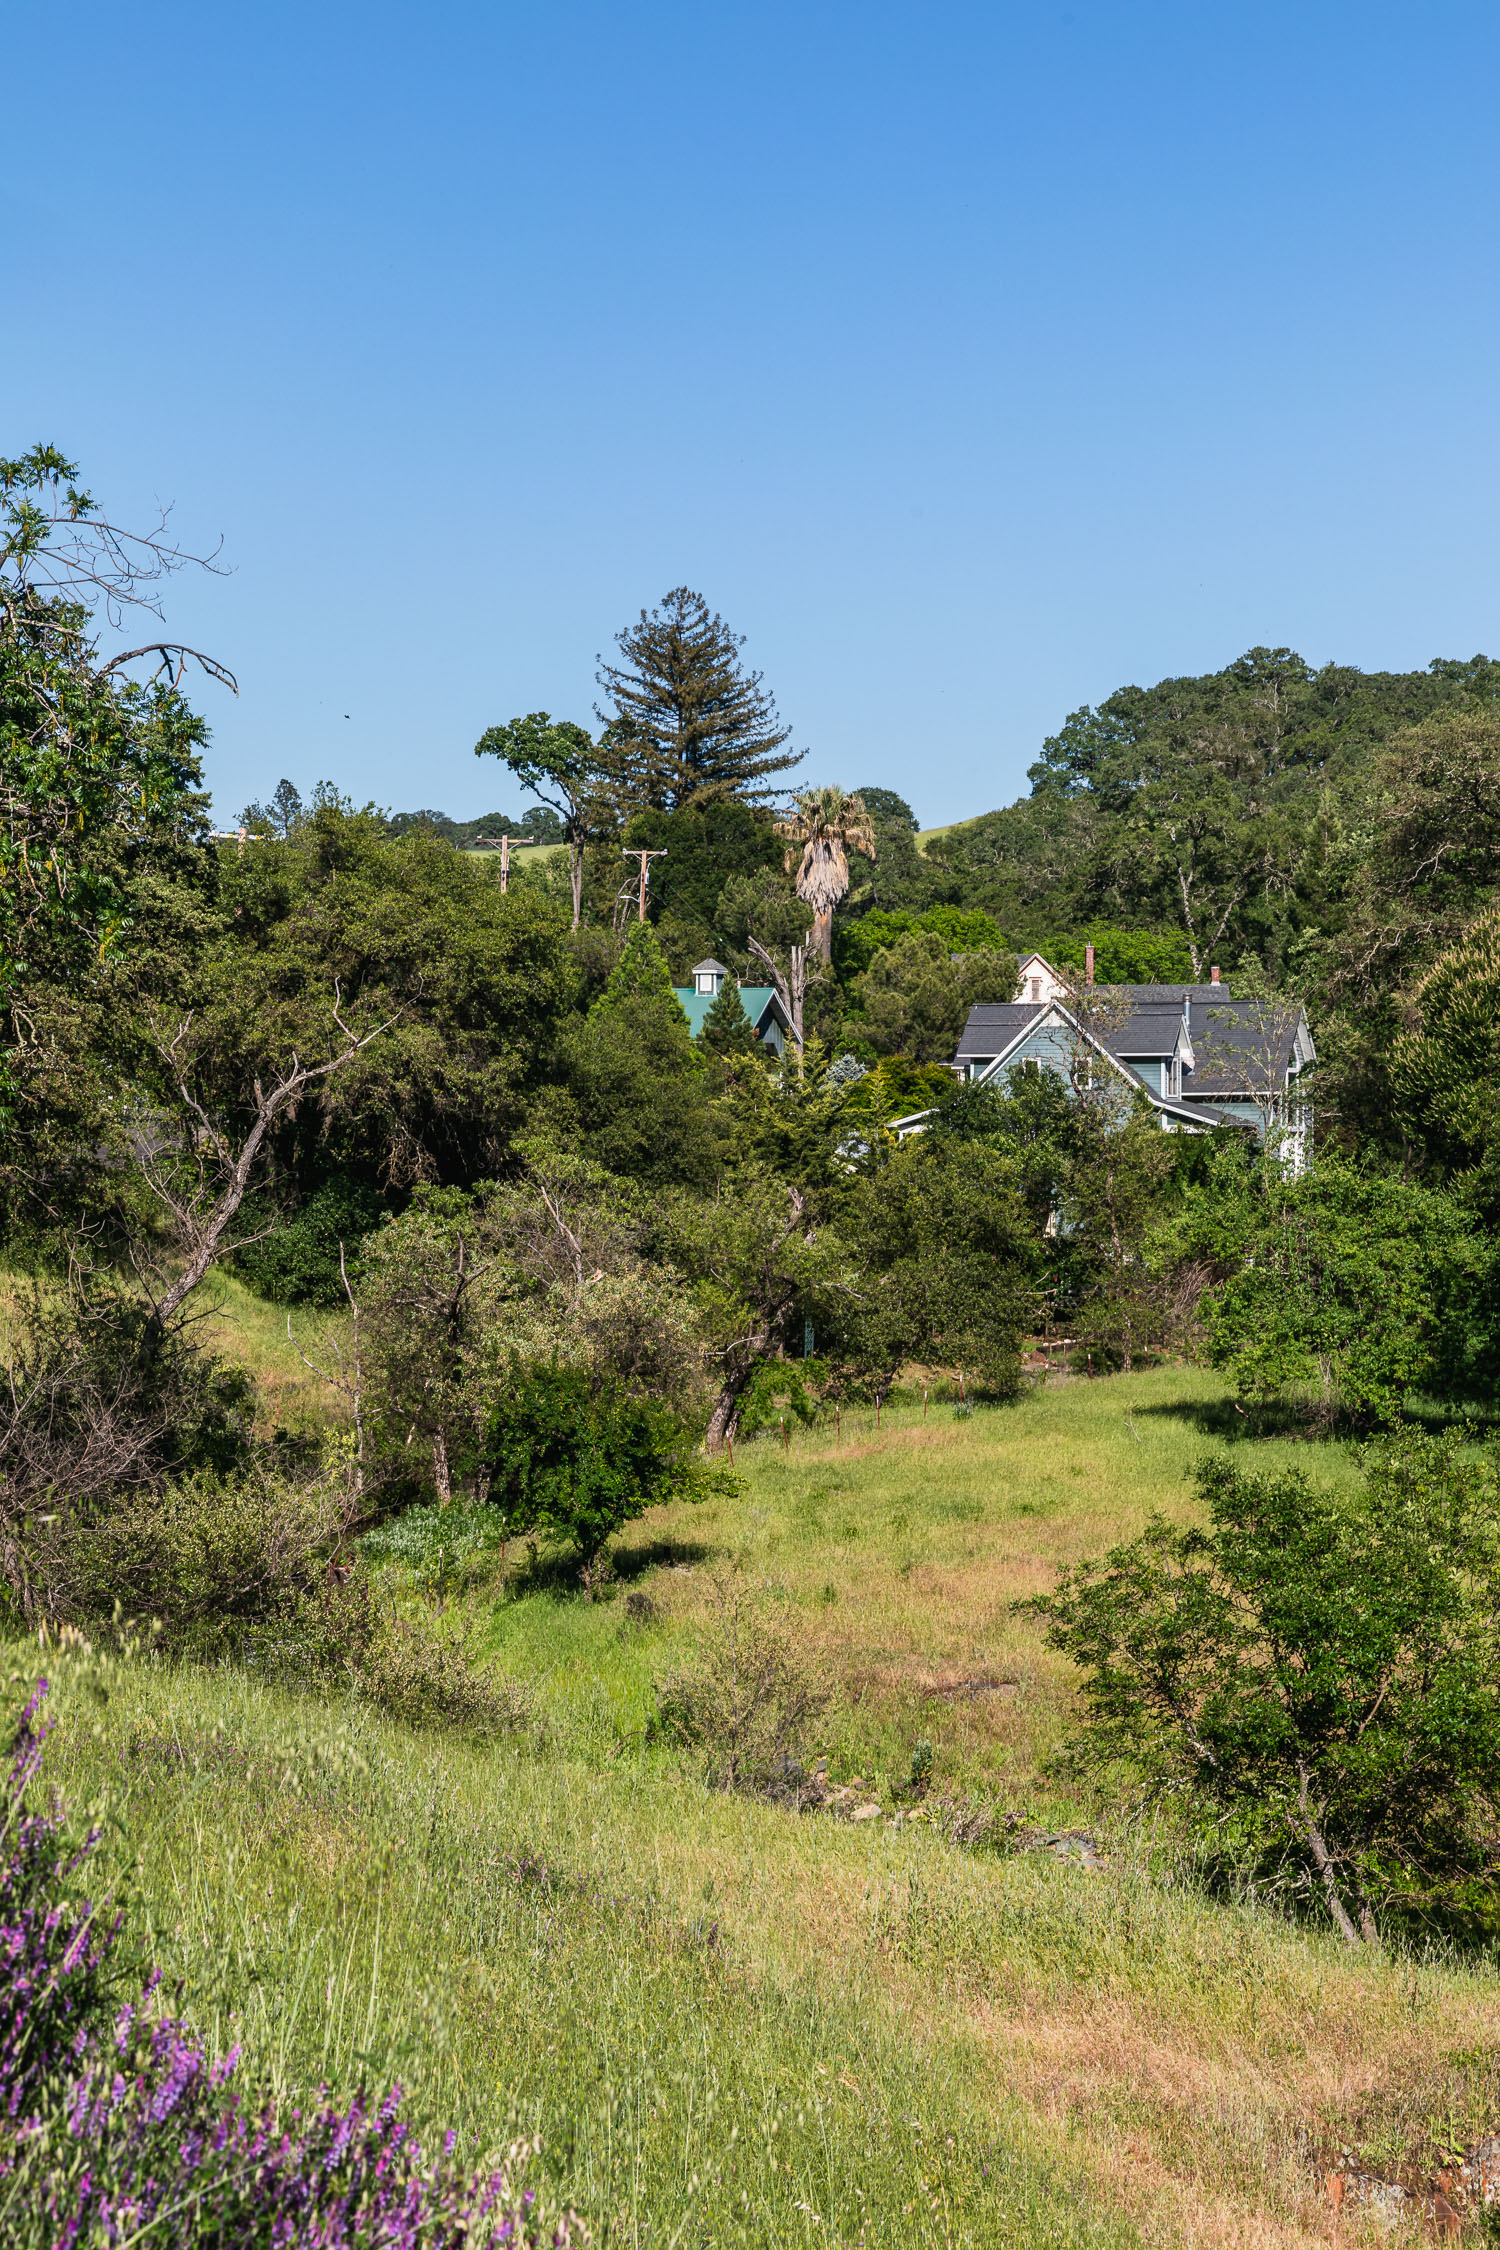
140;986;396;1333
96;642;239;693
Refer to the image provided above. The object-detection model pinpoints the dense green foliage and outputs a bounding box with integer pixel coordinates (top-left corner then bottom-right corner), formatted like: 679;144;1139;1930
16;446;1500;2250
1171;1151;1496;1423
480;1363;712;1562
1029;1438;1500;1942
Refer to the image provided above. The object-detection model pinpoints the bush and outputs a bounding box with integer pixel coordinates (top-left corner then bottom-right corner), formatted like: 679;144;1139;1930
656;1572;831;1800
1025;1435;1500;1944
481;1361;726;1565
0;1292;256;1626
42;1468;342;1660
355;1608;536;1739
233;1173;385;1305
28;1470;527;1740
360;1501;512;1601
1192;1157;1495;1423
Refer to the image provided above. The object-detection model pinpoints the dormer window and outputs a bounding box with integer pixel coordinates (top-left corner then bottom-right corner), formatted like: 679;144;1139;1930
692;957;728;997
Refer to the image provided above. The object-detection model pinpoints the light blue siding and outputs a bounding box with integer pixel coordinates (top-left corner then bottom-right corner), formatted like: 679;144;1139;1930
1124;1058;1165;1096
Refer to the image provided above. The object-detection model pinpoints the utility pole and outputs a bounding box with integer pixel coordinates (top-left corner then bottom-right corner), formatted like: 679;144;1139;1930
621;847;667;922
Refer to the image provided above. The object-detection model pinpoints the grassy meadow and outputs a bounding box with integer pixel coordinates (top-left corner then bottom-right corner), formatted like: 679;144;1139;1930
21;1340;1500;2248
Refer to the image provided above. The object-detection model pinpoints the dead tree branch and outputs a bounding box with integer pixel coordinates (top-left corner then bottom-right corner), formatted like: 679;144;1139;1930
138;986;395;1333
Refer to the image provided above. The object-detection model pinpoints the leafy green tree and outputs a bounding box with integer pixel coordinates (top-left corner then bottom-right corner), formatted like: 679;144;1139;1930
593;922;685;1013
0;445;226;1101
702;977;759;1056
474;710;621;928
843;785;947;914
1027;1439;1500;1943
203;805;578;1195
928;1060;1178;1364
651;1170;852;1448
234;1172;384;1305
855;930;1009;1062
619;796;783;934
239;778;304;838
930;1067;1072;1233
1049;925;1196;985
596;587;803;809
1389;905;1500;1208
1338;709;1500;1000
831;1135;1035;1395
1166;1148;1492;1423
480;1363;720;1566
833;903;1007;981
565;925;718;1184
836;1055;959;1125
928;646;1500;985
713;868;813;973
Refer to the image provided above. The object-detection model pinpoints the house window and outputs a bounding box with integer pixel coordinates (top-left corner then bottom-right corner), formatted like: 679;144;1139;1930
1028;977;1041;1002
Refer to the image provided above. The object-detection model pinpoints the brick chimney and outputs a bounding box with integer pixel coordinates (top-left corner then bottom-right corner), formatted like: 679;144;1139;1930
1085;940;1095;987
1210;965;1220;985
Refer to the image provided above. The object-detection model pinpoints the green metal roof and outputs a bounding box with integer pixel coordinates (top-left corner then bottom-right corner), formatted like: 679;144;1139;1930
671;984;779;1038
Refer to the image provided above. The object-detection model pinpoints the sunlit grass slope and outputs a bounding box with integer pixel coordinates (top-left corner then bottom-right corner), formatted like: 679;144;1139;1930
41;1660;1131;2250
24;1359;1494;2246
485;1370;1363;1805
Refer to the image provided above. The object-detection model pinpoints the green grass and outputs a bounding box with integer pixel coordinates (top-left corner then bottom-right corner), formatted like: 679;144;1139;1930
39;1658;1131;2250
22;1363;1498;2247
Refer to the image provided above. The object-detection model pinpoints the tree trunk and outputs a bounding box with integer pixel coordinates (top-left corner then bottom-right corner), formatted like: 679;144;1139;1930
707;1327;778;1453
431;1429;452;1507
569;839;583;930
1298;1769;1363;1944
707;1370;751;1453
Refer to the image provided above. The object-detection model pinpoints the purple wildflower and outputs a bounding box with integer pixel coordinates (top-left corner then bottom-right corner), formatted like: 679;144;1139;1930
1;1687;587;2247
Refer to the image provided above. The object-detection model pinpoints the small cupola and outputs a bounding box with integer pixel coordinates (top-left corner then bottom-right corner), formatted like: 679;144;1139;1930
692;957;728;997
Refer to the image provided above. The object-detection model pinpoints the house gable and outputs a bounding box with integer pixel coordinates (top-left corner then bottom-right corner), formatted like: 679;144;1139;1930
670;979;790;1055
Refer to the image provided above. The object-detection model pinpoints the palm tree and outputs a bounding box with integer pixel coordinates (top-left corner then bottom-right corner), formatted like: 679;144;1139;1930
776;786;876;963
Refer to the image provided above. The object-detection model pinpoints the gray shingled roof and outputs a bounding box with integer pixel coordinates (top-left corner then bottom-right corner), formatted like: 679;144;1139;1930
1178;995;1306;1093
955;1002;1041;1061
956;987;1310;1098
1100;1007;1190;1055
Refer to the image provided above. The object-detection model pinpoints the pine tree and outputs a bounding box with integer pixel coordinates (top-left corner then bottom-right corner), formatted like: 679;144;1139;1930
592;922;687;1022
596;587;804;811
702;976;760;1056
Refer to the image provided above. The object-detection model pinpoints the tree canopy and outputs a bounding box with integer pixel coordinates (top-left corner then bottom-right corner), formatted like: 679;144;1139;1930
596;587;804;809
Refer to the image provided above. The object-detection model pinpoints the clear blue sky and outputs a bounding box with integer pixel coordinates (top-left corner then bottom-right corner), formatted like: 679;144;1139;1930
8;1;1500;827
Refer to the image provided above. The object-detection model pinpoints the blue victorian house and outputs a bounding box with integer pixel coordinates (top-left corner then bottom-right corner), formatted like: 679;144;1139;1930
923;952;1315;1163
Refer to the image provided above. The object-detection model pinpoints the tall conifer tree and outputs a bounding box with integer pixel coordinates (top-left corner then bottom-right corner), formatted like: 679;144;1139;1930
596;587;804;811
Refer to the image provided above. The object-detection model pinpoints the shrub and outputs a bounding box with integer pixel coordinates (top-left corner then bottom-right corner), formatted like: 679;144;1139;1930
656;1572;830;1800
234;1173;385;1305
1168;1149;1496;1423
46;1468;343;1660
0;1294;257;1626
481;1362;725;1565
29;1472;526;1740
0;1682;581;2246
1024;1435;1500;1944
355;1605;536;1739
361;1500;513;1601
